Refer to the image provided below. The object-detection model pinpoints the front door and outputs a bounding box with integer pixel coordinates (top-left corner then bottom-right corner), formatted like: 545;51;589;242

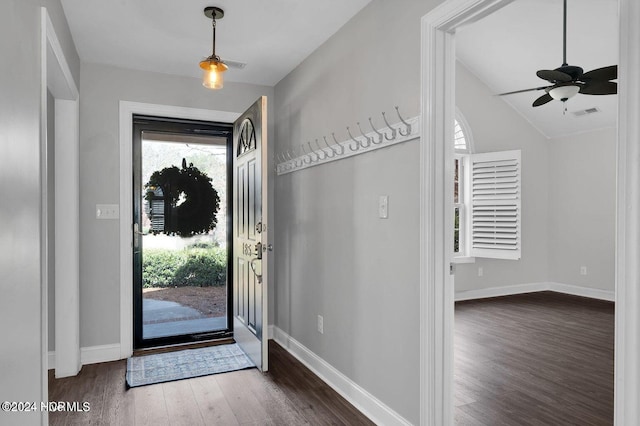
233;97;269;371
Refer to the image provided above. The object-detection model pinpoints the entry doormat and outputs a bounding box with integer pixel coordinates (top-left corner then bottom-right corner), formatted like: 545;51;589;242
126;343;255;388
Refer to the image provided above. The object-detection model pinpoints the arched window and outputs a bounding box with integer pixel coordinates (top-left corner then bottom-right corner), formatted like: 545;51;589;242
454;110;473;154
454;119;467;152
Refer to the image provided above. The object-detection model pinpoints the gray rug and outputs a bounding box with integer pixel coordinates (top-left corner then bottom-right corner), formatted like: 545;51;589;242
126;343;255;388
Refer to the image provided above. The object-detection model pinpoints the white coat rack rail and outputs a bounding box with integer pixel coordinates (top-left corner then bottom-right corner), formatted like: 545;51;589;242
275;107;420;175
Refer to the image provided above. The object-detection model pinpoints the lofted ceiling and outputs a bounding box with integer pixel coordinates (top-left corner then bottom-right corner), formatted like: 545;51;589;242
456;0;618;139
60;0;372;87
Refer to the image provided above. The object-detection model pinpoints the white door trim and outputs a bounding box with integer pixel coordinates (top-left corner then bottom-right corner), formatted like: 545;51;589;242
614;0;640;423
41;5;81;384
419;0;637;424
118;101;239;358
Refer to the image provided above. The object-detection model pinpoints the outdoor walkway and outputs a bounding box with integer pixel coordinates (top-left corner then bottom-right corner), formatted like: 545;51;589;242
143;299;227;339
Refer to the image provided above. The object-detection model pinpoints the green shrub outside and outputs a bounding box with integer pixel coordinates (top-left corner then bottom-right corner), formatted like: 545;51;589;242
143;246;227;288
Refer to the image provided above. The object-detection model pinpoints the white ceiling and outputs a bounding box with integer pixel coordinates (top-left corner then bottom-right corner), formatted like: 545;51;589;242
60;0;372;87
61;0;617;139
456;0;618;139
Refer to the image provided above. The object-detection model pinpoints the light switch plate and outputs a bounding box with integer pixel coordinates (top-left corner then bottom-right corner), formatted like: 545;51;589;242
378;195;389;219
96;204;119;220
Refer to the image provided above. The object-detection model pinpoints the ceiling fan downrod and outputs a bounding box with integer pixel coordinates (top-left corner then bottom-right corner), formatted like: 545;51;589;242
562;0;567;66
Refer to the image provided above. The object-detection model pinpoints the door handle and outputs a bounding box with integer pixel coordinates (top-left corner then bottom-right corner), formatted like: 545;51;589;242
133;223;146;236
250;258;263;284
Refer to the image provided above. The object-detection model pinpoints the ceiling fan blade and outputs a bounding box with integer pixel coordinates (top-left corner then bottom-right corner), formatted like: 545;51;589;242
537;69;572;83
222;59;247;69
580;65;617;82
532;93;554;107
580;81;617;95
497;86;550;96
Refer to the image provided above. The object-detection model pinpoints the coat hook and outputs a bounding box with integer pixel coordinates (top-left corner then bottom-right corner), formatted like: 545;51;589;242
300;144;312;164
331;133;345;155
381;111;397;140
313;139;328;160
308;142;320;162
309;140;325;161
284;149;294;161
322;136;336;158
346;127;361;152
395;106;411;136
368;117;385;144
281;152;294;171
356;122;371;148
302;143;319;163
287;147;303;168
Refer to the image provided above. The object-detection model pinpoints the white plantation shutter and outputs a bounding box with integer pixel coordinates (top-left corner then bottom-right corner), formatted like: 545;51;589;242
467;150;521;260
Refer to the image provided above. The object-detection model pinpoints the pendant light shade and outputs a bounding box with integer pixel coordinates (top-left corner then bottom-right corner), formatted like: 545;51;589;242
200;7;227;90
200;58;228;89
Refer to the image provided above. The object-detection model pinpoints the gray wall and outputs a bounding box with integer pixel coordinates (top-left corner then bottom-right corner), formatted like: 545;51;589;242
273;1;443;423
78;63;274;347
454;62;551;291
548;127;616;290
0;1;78;424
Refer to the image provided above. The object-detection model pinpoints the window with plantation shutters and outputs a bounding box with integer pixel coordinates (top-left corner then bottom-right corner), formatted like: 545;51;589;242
466;150;521;260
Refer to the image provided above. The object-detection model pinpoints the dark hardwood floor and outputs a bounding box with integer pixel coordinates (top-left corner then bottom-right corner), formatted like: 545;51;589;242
48;340;374;425
455;291;614;425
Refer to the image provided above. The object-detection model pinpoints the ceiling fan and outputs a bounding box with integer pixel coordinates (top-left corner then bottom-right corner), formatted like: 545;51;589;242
498;0;617;107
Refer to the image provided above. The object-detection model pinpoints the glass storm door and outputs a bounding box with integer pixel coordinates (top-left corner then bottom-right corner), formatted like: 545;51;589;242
132;116;233;349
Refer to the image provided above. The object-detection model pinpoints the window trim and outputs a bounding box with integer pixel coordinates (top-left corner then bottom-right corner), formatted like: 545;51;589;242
453;110;475;261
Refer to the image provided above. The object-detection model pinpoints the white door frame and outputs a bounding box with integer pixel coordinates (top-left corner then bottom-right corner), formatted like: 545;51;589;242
419;0;640;424
40;5;81;386
118;102;239;358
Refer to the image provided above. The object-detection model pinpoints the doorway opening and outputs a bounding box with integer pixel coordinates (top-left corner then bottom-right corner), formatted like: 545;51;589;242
419;0;638;424
132;115;234;349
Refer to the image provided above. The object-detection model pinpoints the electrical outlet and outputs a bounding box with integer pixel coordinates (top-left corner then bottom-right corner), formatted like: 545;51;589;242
478;267;483;277
317;315;324;334
580;266;587;275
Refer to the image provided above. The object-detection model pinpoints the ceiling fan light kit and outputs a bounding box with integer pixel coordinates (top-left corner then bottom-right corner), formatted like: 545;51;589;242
200;6;227;90
548;84;580;101
498;0;617;109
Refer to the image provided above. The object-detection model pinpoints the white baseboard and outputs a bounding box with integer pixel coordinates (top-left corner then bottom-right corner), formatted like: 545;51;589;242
48;351;55;370
455;281;614;302
455;282;548;301
271;326;412;426
268;324;274;340
549;282;615;302
81;343;122;365
48;343;122;370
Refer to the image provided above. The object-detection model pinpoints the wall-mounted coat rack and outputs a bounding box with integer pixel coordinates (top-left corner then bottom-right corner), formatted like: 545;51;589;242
275;107;420;175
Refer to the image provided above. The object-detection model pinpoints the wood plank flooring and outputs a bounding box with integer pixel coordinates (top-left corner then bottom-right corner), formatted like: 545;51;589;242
48;340;374;425
455;291;614;425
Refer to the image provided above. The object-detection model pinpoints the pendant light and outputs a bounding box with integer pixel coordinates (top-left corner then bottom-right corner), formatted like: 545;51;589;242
199;6;228;90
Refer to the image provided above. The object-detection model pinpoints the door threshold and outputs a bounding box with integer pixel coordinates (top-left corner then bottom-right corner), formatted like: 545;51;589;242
133;337;235;357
